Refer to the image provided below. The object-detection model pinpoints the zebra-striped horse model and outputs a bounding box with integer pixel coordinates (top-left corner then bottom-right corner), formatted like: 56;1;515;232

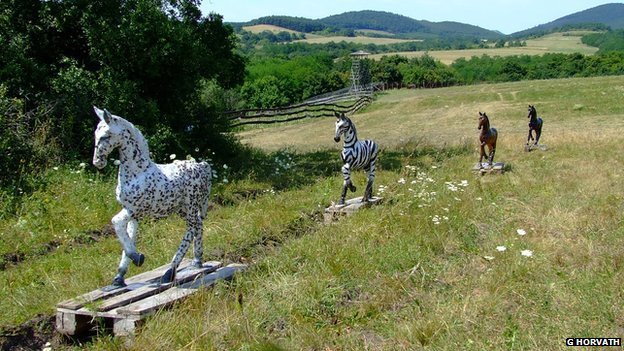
334;112;379;205
92;107;212;287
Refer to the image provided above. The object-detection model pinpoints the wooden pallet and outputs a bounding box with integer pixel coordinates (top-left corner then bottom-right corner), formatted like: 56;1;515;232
472;162;505;175
56;259;246;337
324;196;383;223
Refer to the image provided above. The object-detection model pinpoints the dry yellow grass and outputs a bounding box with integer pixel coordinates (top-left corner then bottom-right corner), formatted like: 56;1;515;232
242;24;301;35
369;32;599;64
296;36;423;45
238;75;624;154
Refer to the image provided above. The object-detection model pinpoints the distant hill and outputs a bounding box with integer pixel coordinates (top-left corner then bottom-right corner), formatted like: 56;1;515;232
244;16;326;33
320;11;426;33
321;11;501;38
513;3;624;37
233;10;503;39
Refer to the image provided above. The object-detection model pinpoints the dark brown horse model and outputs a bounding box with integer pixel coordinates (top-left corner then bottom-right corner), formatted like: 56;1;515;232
526;105;543;146
478;112;498;167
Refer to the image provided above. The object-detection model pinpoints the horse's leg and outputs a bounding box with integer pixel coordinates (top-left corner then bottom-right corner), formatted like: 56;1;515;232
479;143;485;167
111;209;144;267
535;123;542;145
489;144;496;165
362;158;377;202
191;212;204;268
111;219;139;287
161;222;195;284
339;163;355;205
527;129;533;144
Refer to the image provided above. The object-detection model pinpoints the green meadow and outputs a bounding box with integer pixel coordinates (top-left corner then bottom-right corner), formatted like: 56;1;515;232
1;75;624;350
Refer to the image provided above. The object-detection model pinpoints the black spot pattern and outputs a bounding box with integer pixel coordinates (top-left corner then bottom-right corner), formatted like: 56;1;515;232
92;108;211;283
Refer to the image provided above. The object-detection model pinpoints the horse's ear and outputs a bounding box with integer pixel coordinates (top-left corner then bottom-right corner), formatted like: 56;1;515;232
93;106;110;124
103;109;112;124
335;111;344;120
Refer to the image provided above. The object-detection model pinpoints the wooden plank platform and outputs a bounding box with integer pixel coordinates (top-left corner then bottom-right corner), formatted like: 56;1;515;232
324;196;383;223
56;259;246;337
472;162;506;175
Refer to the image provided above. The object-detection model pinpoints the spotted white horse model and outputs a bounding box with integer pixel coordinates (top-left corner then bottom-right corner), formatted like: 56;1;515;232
92;106;212;287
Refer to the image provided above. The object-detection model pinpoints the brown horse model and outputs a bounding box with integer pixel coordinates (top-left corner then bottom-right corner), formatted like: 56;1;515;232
478;112;498;167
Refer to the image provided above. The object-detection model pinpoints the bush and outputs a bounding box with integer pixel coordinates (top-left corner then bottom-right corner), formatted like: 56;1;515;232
0;86;61;215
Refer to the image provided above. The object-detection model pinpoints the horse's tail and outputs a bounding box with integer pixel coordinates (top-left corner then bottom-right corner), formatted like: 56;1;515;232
199;161;212;219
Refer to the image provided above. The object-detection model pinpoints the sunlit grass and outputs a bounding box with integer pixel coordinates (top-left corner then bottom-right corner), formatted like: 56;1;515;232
368;31;599;64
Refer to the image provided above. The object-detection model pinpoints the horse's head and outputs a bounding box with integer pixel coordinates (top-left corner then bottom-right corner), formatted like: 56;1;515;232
478;112;489;130
334;112;351;142
527;105;536;119
92;106;122;169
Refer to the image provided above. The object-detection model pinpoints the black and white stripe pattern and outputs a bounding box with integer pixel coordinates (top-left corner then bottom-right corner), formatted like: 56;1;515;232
334;112;379;205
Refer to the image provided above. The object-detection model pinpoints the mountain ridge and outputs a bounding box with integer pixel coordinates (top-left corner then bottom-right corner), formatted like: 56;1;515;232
231;4;624;39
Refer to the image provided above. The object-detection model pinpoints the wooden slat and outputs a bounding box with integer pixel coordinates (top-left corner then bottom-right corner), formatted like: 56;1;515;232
56;259;195;310
116;264;247;317
96;261;221;312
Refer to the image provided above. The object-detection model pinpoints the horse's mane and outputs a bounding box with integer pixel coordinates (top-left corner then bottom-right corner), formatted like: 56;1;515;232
113;116;151;159
480;113;490;129
344;116;357;135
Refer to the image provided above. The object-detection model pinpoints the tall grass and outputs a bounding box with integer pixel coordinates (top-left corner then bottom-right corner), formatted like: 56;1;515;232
1;75;623;350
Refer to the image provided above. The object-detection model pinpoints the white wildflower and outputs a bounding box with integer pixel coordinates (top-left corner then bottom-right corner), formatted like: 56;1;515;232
432;215;441;225
398;178;406;184
113;160;121;166
170;154;176;160
79;162;86;168
53;166;59;170
521;249;533;257
496;246;507;252
460;180;469;187
483;256;495;261
223;164;229;169
476;197;483;201
517;229;527;236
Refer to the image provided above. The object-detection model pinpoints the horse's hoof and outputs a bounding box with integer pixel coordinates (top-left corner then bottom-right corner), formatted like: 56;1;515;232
112;275;126;287
161;268;176;284
128;252;145;267
191;259;203;268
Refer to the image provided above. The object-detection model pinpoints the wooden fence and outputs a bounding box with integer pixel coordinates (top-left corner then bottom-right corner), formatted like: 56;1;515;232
224;87;375;128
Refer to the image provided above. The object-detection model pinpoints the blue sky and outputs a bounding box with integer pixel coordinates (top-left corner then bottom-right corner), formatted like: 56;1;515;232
200;0;618;34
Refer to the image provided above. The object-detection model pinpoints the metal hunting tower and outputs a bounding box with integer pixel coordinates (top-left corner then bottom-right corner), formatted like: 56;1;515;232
350;50;370;94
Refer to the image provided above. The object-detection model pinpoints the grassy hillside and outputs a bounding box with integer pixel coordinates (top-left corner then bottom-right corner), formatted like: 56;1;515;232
368;32;599;64
2;75;624;350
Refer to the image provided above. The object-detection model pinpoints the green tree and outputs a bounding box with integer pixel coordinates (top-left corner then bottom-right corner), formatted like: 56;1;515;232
0;0;245;164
